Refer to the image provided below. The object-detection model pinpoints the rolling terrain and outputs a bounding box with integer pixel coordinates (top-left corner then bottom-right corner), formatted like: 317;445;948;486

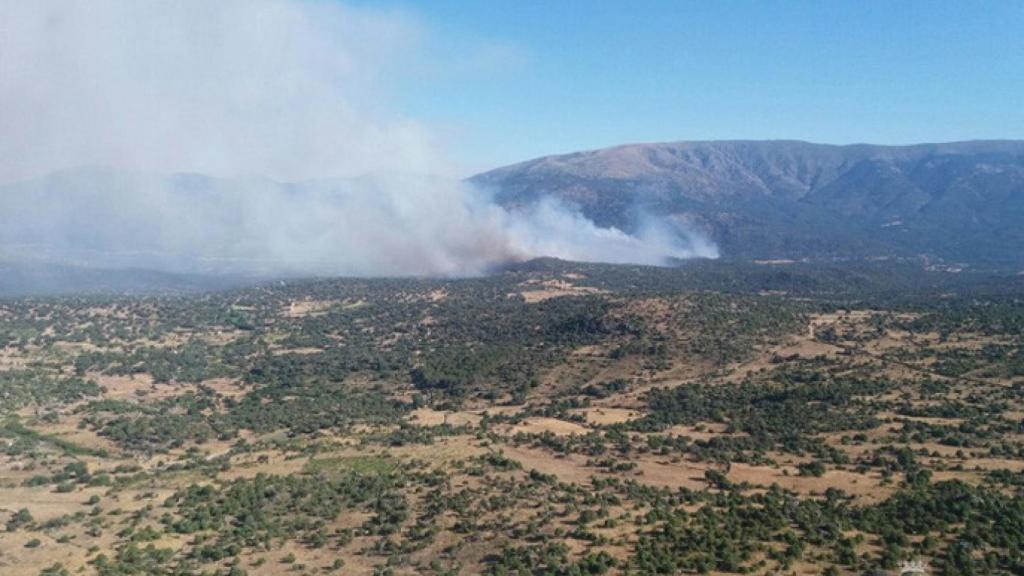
1;261;1023;575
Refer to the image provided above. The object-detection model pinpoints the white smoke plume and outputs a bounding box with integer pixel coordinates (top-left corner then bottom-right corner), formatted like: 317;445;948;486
0;0;717;277
506;198;718;266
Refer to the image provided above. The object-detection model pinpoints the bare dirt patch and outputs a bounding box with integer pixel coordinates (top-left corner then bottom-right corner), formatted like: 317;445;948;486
515;279;606;303
727;463;893;502
507;417;589;436
408;408;481;427
574;407;640;425
284;299;338;318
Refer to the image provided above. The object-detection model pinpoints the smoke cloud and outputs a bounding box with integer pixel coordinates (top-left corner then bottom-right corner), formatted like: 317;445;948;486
0;0;716;277
506;198;718;267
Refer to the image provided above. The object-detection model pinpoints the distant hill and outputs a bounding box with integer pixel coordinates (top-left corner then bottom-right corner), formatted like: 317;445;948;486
471;140;1024;269
0;261;245;297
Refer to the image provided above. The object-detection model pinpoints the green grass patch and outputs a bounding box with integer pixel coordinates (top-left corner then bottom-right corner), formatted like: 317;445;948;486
304;454;398;476
1;417;108;457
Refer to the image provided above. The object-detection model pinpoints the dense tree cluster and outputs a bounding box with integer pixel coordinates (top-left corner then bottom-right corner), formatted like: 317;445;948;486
0;370;100;412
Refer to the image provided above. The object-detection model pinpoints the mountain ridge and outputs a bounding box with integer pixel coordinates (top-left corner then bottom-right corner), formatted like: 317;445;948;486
471;139;1024;268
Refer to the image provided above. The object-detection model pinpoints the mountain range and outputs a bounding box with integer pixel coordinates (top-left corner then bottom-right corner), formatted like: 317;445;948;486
1;139;1022;294
471;140;1024;269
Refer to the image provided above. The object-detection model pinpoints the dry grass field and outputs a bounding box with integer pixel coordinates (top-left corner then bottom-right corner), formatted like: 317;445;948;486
1;262;1022;575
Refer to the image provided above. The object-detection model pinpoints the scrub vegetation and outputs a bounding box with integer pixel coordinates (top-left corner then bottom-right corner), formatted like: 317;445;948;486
2;260;1023;575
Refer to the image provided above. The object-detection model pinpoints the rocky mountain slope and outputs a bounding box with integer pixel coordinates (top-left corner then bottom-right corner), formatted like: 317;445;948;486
472;140;1024;268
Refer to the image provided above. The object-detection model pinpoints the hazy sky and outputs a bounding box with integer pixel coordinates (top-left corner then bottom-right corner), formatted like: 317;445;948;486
0;0;717;274
4;1;1022;180
384;0;1024;174
0;0;1016;274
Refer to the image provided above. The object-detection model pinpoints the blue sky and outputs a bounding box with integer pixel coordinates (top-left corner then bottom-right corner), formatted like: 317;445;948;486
371;1;1024;173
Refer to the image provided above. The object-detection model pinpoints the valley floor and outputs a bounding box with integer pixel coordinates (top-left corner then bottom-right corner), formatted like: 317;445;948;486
1;262;1023;575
